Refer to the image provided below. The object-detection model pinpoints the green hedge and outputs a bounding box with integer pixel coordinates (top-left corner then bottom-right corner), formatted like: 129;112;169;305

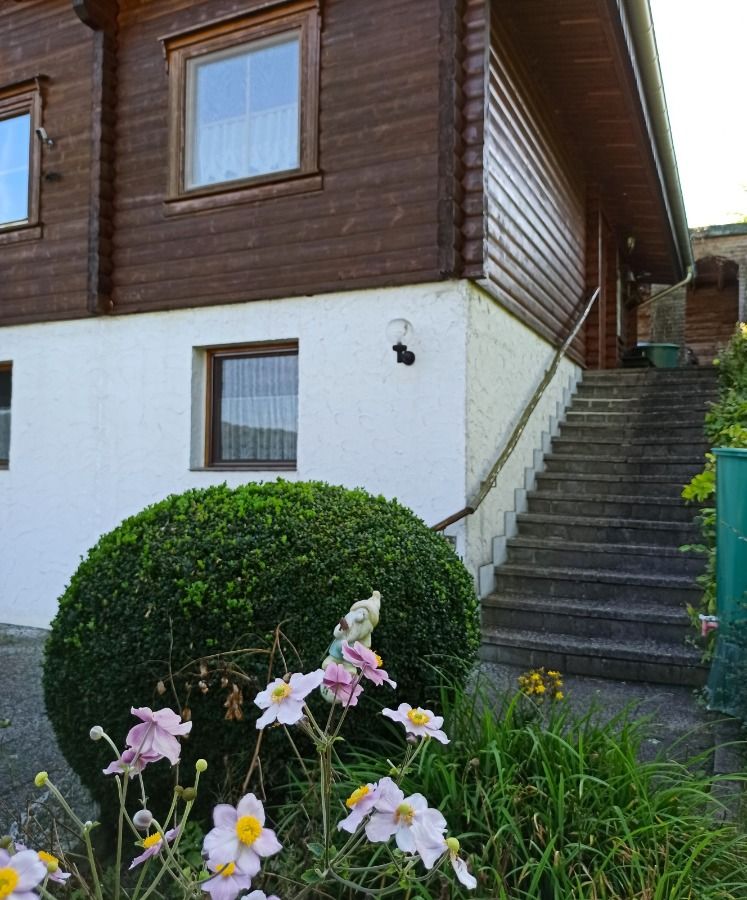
43;481;479;816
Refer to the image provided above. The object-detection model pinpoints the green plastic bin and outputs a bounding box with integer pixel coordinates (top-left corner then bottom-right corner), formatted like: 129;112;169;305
637;342;680;368
707;447;747;715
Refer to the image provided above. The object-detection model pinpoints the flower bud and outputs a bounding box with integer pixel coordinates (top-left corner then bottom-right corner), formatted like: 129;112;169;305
0;836;12;850
446;837;460;854
133;809;154;831
195;759;208;773
34;771;49;788
174;785;184;796
89;726;104;741
182;787;197;802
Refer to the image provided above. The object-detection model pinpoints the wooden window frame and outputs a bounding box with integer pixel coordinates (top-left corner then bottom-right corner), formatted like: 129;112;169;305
163;0;321;217
205;341;299;470
0;362;11;469
0;79;43;243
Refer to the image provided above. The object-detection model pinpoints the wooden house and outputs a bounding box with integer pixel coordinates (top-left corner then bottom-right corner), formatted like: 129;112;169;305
0;0;691;626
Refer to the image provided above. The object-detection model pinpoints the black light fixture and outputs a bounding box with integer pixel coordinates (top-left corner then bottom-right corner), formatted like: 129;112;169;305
386;318;416;366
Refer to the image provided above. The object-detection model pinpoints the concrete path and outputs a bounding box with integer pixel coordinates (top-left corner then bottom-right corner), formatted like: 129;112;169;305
0;625;95;842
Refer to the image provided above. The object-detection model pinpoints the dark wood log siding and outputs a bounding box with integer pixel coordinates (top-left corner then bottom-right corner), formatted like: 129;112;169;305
110;0;444;314
0;0;94;325
460;0;486;279
482;5;586;356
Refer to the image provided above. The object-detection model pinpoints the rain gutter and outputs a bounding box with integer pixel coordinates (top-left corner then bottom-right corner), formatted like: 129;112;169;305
617;0;694;278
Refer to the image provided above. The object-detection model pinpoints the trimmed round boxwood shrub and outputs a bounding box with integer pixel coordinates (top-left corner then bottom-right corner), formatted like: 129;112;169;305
43;481;479;818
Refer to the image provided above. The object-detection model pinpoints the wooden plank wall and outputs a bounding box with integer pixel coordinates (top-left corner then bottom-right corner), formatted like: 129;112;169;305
111;0;444;314
460;0;486;279
482;4;586;358
0;0;94;324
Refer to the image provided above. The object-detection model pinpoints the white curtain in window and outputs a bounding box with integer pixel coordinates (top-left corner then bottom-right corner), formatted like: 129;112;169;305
220;355;298;461
0;408;10;460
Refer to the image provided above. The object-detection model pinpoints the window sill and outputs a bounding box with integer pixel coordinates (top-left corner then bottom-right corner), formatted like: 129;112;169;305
192;463;297;472
0;223;42;245
163;173;322;217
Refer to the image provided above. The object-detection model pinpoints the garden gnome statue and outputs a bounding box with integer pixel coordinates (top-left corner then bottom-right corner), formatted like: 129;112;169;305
320;590;381;703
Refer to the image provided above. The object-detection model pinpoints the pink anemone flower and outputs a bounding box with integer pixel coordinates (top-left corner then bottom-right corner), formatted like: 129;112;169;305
201;860;252;900
411;828;477;889
382;703;449;744
364;777;446;854
126;707;192;766
247;893;280;900
323;663;363;708
0;848;47;900
337;781;380;833
129;828;179;869
254;671;324;729
103;747;162;778
13;845;70;885
341;642;397;688
203;793;281;877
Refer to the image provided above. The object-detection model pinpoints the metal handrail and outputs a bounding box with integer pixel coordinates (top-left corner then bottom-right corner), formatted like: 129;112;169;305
432;286;600;532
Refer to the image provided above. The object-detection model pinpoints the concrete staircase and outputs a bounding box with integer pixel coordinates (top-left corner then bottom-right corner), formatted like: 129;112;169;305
481;367;719;686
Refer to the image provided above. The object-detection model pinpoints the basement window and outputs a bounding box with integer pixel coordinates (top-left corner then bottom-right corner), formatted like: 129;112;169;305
205;343;299;469
163;1;321;213
0;363;11;468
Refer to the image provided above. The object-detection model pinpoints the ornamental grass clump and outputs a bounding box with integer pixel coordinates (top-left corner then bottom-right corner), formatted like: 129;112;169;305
282;677;747;898
43;481;479;816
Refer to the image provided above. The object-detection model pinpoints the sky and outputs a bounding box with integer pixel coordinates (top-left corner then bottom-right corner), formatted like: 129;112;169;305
650;0;747;227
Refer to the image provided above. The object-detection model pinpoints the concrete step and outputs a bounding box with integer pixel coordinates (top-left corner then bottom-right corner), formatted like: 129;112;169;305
535;472;689;499
559;422;706;442
552;437;709;459
480;627;706;686
575;383;718;400
482;592;692;643
581;368;717;384
570;397;713;415
542;452;703;479
493;563;700;604
505;536;705;575
565;411;710;429
516;512;699;547
528;491;698;522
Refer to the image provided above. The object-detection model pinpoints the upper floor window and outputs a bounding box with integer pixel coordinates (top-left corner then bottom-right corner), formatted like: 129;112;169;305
163;1;320;211
0;363;11;468
0;80;42;233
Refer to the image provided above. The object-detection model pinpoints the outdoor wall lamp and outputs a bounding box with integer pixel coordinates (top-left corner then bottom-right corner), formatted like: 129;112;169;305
386;318;416;365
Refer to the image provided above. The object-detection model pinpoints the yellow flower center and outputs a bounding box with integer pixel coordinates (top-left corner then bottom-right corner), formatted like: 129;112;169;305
446;836;460;854
142;833;162;849
395;803;415;826
0;868;20;900
407;709;430;727
219;862;236;878
236;815;262;846
38;851;59;872
346;785;370;808
373;652;383;668
271;683;292;703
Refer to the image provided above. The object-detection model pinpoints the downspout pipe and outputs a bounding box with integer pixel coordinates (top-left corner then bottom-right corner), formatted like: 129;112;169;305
636;265;693;312
622;0;694;278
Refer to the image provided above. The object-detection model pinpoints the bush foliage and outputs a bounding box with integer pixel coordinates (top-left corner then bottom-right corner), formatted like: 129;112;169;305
683;324;747;619
43;481;479;815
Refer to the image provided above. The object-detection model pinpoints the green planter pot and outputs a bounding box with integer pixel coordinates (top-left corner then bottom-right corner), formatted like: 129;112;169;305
707;447;747;715
637;342;680;368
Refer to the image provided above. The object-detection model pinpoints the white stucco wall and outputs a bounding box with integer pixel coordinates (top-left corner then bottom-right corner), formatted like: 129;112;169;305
464;283;582;578
0;283;468;627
